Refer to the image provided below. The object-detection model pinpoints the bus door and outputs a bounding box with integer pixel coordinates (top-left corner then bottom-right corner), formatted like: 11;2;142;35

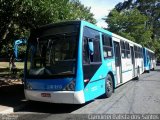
131;46;135;77
113;41;122;85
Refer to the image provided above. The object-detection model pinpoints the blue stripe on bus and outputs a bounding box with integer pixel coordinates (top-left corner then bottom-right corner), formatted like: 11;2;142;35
84;78;105;102
25;78;73;91
89;77;106;83
75;21;113;92
99;32;104;62
75;21;115;101
75;21;84;91
83;59;115;102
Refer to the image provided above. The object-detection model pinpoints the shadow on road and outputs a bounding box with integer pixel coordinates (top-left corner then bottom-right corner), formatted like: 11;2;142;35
0;84;25;110
154;68;160;72
0;67;88;114
0;80;88;114
18;101;87;114
0;82;87;114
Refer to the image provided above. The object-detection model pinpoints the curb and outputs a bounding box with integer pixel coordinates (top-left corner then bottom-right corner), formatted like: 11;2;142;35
0;102;27;114
0;106;13;114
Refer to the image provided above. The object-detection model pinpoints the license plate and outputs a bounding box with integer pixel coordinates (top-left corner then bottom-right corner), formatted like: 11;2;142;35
41;93;51;97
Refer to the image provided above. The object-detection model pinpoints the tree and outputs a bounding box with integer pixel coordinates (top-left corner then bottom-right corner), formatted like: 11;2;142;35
105;8;152;47
0;0;96;57
68;0;96;23
105;0;160;59
115;0;160;40
0;0;96;40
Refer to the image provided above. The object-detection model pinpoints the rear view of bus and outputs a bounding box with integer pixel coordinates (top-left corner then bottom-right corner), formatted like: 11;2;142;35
24;21;86;104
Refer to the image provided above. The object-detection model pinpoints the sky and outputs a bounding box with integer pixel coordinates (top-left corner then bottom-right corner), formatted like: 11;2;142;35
79;0;125;28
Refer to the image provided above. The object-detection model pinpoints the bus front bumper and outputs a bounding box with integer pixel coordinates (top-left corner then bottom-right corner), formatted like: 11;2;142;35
24;89;85;104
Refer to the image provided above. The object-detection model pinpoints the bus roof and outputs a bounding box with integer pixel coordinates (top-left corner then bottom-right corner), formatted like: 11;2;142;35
35;20;112;36
81;21;142;47
112;33;142;47
37;20;81;30
34;20;143;48
144;47;154;53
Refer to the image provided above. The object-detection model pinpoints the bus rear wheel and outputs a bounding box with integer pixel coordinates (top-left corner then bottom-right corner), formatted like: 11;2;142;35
105;74;113;98
147;70;150;73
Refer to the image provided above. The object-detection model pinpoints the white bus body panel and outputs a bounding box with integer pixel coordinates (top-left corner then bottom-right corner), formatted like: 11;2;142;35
112;33;144;86
121;58;133;83
25;90;85;104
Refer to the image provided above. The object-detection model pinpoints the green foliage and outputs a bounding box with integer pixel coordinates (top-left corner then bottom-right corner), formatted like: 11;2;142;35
106;8;152;46
68;0;96;23
105;0;160;60
0;0;96;58
0;0;95;39
0;0;96;38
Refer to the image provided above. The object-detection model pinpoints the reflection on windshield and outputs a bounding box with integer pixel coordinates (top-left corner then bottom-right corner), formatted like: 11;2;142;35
27;32;77;77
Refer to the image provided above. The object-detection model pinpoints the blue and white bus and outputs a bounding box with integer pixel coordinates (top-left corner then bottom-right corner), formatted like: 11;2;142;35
143;47;156;72
24;20;145;104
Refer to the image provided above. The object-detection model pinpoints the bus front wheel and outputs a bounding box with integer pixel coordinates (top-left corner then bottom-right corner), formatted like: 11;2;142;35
105;74;113;98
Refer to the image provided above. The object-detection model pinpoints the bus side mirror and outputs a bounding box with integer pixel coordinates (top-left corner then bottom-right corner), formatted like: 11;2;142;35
88;39;94;55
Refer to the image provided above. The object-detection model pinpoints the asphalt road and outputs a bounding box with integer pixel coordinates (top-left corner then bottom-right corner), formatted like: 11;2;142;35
10;66;160;119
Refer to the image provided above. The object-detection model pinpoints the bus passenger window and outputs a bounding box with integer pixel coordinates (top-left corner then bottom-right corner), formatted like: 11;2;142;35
134;46;138;58
125;42;130;58
92;39;101;62
120;41;126;58
83;27;101;63
102;34;113;58
83;37;101;64
83;37;90;64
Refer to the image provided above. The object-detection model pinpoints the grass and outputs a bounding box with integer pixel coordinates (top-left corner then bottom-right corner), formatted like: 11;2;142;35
0;62;24;69
0;62;24;78
0;62;24;87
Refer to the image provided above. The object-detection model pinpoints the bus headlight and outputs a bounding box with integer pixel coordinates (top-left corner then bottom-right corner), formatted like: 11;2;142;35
63;80;75;91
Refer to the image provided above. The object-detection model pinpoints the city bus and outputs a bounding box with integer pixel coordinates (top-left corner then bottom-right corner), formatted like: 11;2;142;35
24;20;145;104
143;47;156;72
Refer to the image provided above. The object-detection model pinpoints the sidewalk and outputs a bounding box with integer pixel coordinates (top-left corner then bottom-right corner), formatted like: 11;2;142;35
0;78;27;114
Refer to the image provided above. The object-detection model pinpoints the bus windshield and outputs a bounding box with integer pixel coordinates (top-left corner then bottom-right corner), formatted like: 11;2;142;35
26;25;78;78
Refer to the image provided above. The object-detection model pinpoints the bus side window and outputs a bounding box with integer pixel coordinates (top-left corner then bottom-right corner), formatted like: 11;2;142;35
102;34;113;58
125;42;130;58
83;37;101;64
134;46;137;58
140;48;142;58
120;41;126;58
83;37;90;64
91;38;101;62
83;27;101;64
88;38;94;62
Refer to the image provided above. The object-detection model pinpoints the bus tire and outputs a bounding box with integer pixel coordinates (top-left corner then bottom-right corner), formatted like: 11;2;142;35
105;74;113;98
